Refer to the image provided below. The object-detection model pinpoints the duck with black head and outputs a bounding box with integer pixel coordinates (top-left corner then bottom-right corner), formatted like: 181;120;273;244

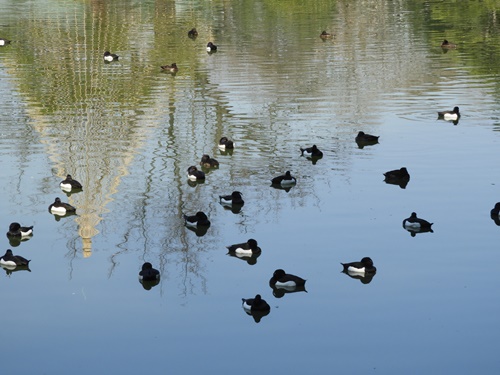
0;249;31;268
437;106;460;124
300;145;323;159
241;294;271;323
60;174;83;192
49;197;76;216
200;154;219;168
218;137;234;151
103;51;119;62
187;166;205;182
403;212;434;234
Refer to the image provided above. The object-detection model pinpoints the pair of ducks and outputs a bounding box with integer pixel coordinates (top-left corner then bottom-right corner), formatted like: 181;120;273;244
242;268;306;322
187;27;217;51
47;174;83;216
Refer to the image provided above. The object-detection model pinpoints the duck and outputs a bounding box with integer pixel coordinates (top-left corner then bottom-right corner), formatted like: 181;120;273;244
139;262;160;281
437;106;460;121
242;294;270;313
0;38;11;46
60;174;83;192
206;42;217;52
219;191;244;206
48;197;77;215
7;222;33;238
227;239;261;257
403;212;434;232
218;137;234;150
188;28;198;38
320;31;333;39
200;154;219;168
269;269;306;289
271;171;297;186
441;39;457;49
161;63;178;73
184;211;211;228
384;167;410;180
383;167;410;189
187;166;205;181
0;249;30;267
490;203;500;226
103;51;119;62
355;131;379;144
341;257;376;274
300;145;323;158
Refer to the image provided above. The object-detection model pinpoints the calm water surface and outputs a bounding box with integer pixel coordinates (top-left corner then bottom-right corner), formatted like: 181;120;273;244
1;0;500;373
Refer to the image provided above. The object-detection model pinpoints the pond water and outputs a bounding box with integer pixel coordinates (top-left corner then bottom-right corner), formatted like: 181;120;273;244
1;0;500;373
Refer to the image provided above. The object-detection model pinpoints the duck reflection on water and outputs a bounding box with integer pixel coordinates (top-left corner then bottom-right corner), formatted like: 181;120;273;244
227;251;260;265
1;263;31;275
341;269;376;284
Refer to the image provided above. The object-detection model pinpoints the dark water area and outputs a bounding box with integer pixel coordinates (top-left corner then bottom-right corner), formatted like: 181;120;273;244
1;0;500;373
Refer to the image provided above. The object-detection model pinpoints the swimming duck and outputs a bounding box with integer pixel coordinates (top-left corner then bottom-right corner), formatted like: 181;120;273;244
60;174;83;192
384;167;410;180
227;239;261;257
271;171;297;186
187;166;205;181
320;31;333;39
242;294;270;312
103;51;119;62
300;145;323;158
383;167;410;189
437;106;460;121
200;154;219;168
139;262;160;281
341;257;376;274
161;63;178;73
218;137;234;150
441;39;457;49
355;131;379;144
206;42;217;52
269;269;306;289
184;211;211;228
0;249;30;267
403;212;434;232
48;197;76;215
490;203;500;226
188;28;198;38
0;38;11;46
7;222;33;238
219;191;244;206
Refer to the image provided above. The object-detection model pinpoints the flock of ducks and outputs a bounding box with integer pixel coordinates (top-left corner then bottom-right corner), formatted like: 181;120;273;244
101;27;217;74
2;31;495;320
